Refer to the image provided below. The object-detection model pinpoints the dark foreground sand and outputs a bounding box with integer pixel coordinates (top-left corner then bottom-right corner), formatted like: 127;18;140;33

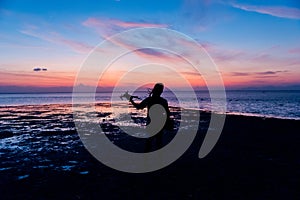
0;103;300;199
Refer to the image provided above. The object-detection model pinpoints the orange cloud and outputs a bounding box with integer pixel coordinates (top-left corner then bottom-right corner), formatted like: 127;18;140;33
0;71;75;87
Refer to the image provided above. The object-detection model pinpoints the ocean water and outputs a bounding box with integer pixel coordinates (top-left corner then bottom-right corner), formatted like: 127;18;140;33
0;90;299;120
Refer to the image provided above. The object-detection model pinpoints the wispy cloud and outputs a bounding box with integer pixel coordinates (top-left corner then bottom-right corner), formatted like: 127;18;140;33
0;70;71;81
289;48;300;54
20;27;93;54
135;48;168;57
230;72;250;76
231;70;288;77
201;42;300;70
181;71;202;76
111;19;168;28
82;17;168;38
87;28;194;68
83;17;168;28
0;69;75;87
59;38;93;53
231;3;300;19
256;70;288;75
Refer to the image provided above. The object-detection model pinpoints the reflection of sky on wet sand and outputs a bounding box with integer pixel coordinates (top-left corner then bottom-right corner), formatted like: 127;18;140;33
0;103;191;177
0;104;80;175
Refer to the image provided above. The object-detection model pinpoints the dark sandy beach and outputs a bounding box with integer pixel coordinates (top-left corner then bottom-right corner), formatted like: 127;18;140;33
0;103;300;199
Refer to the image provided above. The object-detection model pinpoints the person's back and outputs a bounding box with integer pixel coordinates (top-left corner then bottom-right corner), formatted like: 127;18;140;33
129;83;170;151
136;95;169;122
146;96;168;109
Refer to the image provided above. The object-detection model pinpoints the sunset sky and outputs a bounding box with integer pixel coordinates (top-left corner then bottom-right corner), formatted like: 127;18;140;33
0;0;300;92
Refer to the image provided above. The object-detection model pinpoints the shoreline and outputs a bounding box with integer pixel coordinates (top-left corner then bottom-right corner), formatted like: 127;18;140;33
1;102;299;121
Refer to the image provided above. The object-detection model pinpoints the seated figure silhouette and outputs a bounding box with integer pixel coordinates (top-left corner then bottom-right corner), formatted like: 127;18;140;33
129;83;170;151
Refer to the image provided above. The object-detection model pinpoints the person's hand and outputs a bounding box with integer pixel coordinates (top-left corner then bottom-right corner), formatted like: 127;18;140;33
120;91;140;101
121;91;131;101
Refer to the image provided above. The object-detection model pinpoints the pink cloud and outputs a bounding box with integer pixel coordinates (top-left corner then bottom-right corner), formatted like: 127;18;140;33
133;48;188;66
110;19;168;28
83;17;168;28
130;36;300;75
59;38;92;53
231;3;300;19
82;17;168;38
82;18;106;27
289;48;300;54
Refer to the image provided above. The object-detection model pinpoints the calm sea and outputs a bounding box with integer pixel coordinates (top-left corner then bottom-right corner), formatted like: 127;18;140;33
0;90;299;120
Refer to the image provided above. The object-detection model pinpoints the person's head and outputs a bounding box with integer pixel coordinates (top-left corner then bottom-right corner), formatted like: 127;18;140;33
151;83;164;97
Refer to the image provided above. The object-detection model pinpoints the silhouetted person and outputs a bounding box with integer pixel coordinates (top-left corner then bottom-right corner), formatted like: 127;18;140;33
129;83;170;151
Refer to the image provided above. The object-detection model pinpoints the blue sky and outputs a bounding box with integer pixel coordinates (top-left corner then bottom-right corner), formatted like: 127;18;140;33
0;0;299;92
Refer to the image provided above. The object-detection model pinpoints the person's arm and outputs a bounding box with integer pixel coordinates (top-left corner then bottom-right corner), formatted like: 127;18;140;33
164;100;171;119
163;100;174;130
130;96;149;110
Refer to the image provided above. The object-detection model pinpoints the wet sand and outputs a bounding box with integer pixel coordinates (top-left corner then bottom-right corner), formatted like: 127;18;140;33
0;103;300;199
